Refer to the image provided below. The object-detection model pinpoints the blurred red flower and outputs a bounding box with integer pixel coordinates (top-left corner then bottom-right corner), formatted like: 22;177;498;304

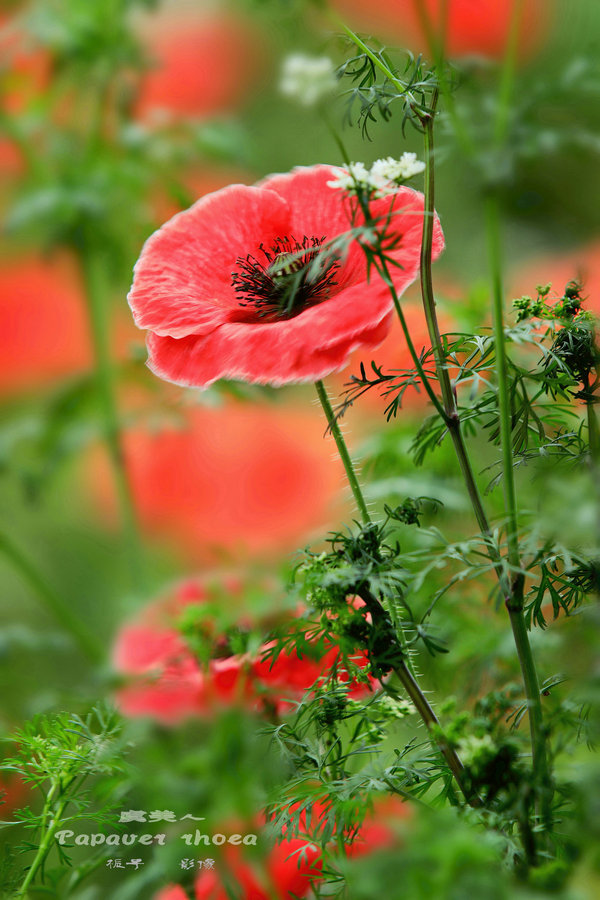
157;795;410;900
135;6;259;121
0;253;140;397
334;0;552;60
252;640;374;712
113;577;376;725
92;400;344;561
511;242;600;318
192;836;322;900
128;166;443;387
0;255;92;395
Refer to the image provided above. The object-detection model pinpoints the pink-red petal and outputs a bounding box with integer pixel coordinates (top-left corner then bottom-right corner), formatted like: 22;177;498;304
131;165;444;387
128;185;291;338
146;306;395;387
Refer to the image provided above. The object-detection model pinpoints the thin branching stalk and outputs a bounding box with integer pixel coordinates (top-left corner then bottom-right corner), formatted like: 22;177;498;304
486;195;552;836
371;255;448;421
416;96;552;847
484;0;553;837
16;780;74;898
337;19;553;840
315;380;479;805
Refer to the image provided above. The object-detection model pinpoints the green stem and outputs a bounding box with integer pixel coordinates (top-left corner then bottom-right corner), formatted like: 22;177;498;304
486;194;552;835
485;197;520;567
334;21;410;97
0;532;103;663
410;73;552;843
419;91;456;418
416;101;511;594
79;245;146;590
394;660;470;798
16;787;70;898
358;586;478;805
372;255;448;421
315;380;371;526
315;382;479;804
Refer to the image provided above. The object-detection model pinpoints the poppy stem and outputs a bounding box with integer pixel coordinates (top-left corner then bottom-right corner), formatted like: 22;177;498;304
315;381;480;804
315;380;371;526
357;585;480;806
79;244;146;592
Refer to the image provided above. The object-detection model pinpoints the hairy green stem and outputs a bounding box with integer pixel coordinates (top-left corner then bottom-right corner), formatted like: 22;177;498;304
0;532;103;663
358;586;478;805
315;381;478;804
79;245;145;589
315;380;372;526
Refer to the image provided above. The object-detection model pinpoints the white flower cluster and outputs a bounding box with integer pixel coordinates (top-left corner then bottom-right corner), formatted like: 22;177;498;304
327;153;426;198
279;53;337;107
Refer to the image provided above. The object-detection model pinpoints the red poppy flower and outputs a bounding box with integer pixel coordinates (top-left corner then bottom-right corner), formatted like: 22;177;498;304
193;837;322;900
135;7;259;121
252;640;376;715
334;0;552;60
128;165;443;388
113;578;376;725
157;796;410;900
91;399;344;561
113;577;251;724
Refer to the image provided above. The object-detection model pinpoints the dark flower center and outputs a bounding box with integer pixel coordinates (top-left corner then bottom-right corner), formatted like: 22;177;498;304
231;235;340;321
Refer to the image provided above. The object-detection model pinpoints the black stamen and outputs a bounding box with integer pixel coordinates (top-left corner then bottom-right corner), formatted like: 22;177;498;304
231;235;340;321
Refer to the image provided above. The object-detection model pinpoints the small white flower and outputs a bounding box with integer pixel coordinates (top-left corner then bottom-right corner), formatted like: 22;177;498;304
327;153;426;198
279;53;337;107
326;161;370;192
